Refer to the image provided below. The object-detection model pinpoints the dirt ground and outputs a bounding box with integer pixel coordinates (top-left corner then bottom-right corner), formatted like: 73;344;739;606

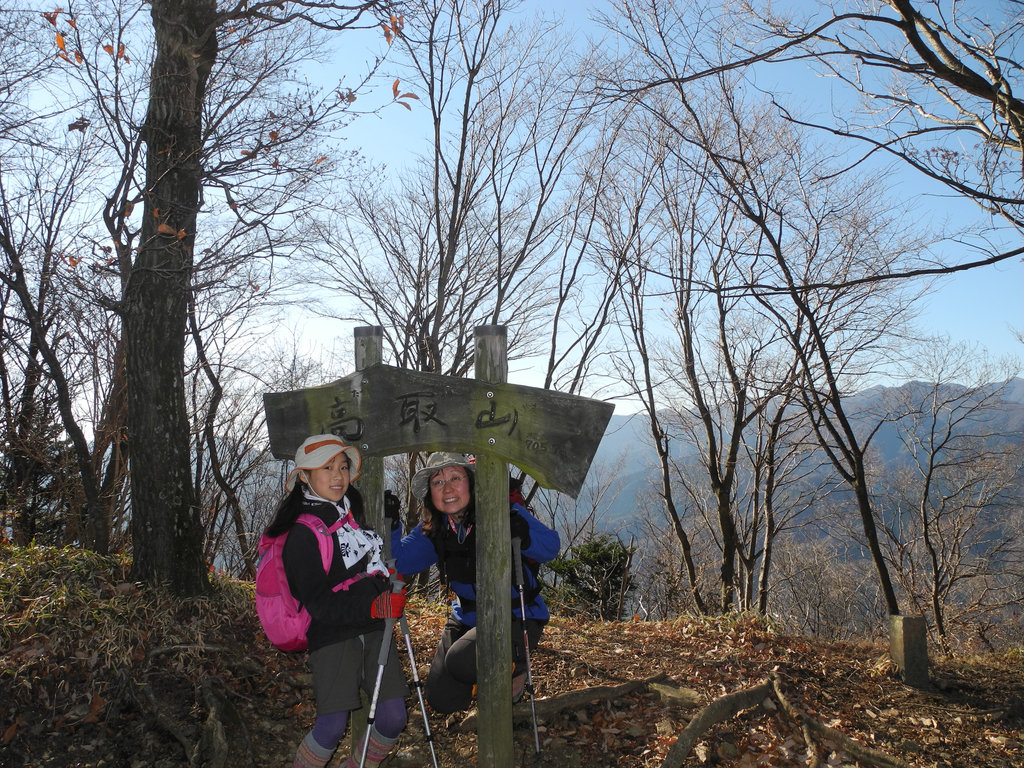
1;547;1022;767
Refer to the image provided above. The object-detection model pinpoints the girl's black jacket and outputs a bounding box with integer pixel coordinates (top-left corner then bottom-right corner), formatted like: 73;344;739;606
281;496;390;651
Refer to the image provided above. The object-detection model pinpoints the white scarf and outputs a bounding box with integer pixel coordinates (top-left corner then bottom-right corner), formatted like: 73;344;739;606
304;492;388;576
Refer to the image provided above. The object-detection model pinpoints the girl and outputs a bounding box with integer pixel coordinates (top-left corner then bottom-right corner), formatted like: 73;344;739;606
264;434;408;768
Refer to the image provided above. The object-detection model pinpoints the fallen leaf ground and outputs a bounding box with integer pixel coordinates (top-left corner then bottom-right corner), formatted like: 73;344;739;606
1;546;1021;767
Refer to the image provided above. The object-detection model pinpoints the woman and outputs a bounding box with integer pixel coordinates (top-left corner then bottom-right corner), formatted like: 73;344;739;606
263;434;408;768
390;452;560;714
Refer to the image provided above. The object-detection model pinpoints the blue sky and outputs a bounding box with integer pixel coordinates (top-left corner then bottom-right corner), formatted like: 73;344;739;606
331;1;1022;371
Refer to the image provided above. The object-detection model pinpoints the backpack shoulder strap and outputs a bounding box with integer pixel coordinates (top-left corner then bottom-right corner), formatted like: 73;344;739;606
295;512;344;573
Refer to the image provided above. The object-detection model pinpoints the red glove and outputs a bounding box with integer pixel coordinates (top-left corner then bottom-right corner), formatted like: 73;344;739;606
371;591;406;619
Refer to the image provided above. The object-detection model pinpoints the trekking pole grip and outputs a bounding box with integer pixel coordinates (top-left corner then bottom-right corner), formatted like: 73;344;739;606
512;536;525;586
385;557;404;594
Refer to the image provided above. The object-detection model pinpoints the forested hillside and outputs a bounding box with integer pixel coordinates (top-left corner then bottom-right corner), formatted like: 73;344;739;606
2;6;1022;758
592;377;1024;529
560;375;1024;653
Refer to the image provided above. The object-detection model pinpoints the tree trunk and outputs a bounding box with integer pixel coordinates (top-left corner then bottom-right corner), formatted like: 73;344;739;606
717;490;740;613
852;471;900;615
94;339;129;545
127;0;217;596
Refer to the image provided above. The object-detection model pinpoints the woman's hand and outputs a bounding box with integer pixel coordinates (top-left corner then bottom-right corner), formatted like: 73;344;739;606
510;511;531;549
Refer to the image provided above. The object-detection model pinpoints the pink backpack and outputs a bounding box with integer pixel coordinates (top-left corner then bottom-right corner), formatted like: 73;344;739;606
255;513;343;652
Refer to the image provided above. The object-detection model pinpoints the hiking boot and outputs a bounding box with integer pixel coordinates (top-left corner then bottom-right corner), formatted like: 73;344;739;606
511;672;527;703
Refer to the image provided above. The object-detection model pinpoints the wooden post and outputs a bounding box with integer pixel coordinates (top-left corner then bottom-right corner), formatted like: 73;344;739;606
474;325;514;767
354;326;385;555
352;326;384;750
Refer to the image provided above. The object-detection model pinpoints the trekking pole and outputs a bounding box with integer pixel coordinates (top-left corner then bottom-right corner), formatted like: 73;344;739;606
387;564;440;768
512;537;542;756
397;611;439;767
359;575;403;768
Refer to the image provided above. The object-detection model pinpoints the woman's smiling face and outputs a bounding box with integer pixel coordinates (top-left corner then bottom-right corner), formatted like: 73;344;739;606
428;466;471;517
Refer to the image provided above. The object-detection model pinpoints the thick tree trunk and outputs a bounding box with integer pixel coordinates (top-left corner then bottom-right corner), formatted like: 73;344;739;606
127;0;217;596
717;493;738;613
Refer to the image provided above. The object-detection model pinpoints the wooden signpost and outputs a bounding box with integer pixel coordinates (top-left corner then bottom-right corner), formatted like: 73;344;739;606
263;344;610;498
263;325;613;767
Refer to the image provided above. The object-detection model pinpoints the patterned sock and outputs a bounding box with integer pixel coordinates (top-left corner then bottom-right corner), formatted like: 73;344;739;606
292;730;335;768
344;725;398;768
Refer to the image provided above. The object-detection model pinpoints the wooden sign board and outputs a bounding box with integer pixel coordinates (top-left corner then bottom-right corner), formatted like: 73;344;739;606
263;363;613;498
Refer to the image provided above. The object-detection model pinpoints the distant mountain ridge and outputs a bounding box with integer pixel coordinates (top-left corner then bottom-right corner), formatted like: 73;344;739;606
583;377;1024;532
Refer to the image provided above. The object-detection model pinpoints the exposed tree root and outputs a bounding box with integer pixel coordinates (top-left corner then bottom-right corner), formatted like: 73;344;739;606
660;680;774;767
457;673;669;731
193;677;253;768
770;675;914;768
137;674;194;764
135;644;253;768
658;672;917;768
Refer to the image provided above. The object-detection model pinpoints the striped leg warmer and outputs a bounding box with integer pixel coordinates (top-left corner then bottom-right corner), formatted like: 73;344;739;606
292;731;335;768
343;726;398;768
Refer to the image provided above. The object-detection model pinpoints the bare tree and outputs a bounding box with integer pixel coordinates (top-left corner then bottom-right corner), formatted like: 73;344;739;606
0;4;57;138
601;0;1023;280
678;86;928;617
0;109;119;550
739;133;923;618
600;0;952;615
596;112;710;614
630;485;717;620
0;7;83;546
0;0;397;594
129;0;400;594
192;324;346;578
311;0;612;388
575;78;829;617
769;535;884;641
300;0;628;527
653;142;802;613
745;0;1024;238
744;397;832;615
877;347;1024;653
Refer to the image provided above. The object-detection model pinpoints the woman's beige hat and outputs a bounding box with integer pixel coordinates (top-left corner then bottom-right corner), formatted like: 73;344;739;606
410;452;475;499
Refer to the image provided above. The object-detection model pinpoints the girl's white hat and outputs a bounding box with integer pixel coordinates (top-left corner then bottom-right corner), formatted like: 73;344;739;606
285;434;362;491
